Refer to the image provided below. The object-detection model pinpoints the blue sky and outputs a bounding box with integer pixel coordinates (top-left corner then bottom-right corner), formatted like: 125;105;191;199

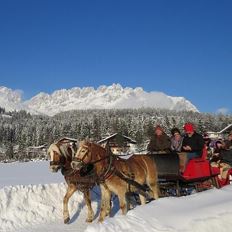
0;0;231;113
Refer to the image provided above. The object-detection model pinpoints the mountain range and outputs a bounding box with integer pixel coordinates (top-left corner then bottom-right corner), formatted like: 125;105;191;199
0;84;198;116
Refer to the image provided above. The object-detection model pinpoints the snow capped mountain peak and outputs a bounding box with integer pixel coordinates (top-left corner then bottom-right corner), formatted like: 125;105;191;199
0;86;24;111
0;84;199;116
0;86;22;103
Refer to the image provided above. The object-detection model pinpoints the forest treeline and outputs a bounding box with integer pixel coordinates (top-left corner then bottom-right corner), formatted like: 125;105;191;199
0;106;231;161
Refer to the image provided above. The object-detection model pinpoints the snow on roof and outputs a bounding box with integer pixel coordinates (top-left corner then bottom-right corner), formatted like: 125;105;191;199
97;133;118;143
56;137;78;143
1;114;12;118
218;124;232;134
97;133;137;144
206;125;232;139
28;144;47;149
122;135;137;144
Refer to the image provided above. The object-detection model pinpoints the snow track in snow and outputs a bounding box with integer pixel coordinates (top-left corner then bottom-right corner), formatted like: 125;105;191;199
0;183;101;231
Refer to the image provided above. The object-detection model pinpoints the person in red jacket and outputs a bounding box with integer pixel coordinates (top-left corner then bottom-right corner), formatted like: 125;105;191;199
178;123;205;172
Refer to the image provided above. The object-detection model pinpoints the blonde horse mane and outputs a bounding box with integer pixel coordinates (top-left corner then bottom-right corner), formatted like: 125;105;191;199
48;139;76;158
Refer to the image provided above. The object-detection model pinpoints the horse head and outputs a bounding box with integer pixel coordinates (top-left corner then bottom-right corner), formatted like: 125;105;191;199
71;140;109;176
71;140;93;171
48;139;78;172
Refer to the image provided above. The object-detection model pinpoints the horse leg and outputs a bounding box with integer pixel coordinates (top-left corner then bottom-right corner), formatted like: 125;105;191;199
118;191;128;215
136;179;147;205
144;171;159;200
138;194;146;205
111;182;129;215
63;184;77;224
145;161;160;200
98;184;111;222
104;186;111;217
148;181;159;200
84;190;94;223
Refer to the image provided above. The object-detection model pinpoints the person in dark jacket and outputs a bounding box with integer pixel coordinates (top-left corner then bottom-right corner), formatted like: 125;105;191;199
210;140;231;180
224;131;232;150
178;123;205;172
203;132;213;158
147;125;171;153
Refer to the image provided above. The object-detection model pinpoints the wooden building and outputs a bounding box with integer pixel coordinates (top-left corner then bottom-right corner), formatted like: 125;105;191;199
207;124;232;139
97;133;137;155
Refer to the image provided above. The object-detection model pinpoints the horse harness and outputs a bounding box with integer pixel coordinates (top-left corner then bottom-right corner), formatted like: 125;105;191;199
73;144;151;197
50;141;96;192
63;169;96;192
49;141;74;167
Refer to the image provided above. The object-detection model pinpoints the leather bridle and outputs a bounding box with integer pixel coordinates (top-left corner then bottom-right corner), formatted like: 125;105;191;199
72;144;93;166
72;143;115;182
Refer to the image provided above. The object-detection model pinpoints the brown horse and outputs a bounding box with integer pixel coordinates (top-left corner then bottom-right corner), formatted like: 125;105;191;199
71;140;159;222
47;138;95;223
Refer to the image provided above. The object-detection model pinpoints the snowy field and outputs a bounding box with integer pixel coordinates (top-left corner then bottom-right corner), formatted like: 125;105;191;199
1;161;232;232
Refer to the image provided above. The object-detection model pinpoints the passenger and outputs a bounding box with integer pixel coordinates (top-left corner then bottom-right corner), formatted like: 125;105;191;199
210;140;231;180
210;140;224;164
203;132;213;158
224;130;232;150
170;128;183;152
213;140;225;154
178;123;205;172
147;125;171;154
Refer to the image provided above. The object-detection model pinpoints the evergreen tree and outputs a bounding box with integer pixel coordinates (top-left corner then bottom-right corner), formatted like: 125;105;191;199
0;108;232;161
5;143;14;159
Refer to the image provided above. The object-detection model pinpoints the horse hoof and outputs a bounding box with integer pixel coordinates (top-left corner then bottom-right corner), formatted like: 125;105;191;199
86;218;93;223
98;218;104;223
64;217;70;224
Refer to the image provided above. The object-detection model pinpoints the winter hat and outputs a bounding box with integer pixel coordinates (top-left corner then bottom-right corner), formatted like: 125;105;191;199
171;127;181;136
183;123;194;133
154;125;163;132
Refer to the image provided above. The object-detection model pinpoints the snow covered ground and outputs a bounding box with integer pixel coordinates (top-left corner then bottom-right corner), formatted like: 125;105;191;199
0;161;62;189
1;161;232;232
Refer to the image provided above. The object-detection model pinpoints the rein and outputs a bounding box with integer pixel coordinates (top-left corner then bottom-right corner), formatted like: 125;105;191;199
49;140;97;192
50;155;66;166
113;169;151;199
97;153;115;182
74;143;152;198
90;146;151;198
72;154;110;166
61;166;78;177
92;150;151;198
74;144;116;183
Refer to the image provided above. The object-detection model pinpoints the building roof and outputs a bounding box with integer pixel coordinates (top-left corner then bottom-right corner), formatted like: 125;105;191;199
28;144;47;149
218;124;232;134
97;133;137;144
206;124;232;139
56;137;78;143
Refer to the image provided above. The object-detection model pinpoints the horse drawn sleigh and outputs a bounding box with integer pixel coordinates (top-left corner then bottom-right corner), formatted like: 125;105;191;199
48;138;232;223
151;146;221;196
